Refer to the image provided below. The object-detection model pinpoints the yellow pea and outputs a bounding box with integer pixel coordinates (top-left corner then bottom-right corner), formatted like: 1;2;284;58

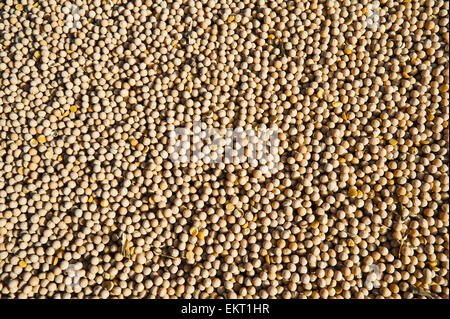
186;251;195;261
439;84;449;93
19;261;27;268
389;139;398;146
70;105;77;112
225;203;235;211
316;90;325;99
37;136;46;143
228;15;235;23
348;187;358;197
197;231;205;241
129;138;139;147
189;227;198;236
389;283;399;294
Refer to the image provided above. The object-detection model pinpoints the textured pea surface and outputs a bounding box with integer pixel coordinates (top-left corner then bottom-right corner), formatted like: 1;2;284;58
0;0;449;299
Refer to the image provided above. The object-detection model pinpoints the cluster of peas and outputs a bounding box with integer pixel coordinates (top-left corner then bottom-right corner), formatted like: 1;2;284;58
0;0;448;299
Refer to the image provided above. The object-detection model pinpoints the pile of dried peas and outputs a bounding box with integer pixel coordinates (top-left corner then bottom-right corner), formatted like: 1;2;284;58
0;0;448;299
